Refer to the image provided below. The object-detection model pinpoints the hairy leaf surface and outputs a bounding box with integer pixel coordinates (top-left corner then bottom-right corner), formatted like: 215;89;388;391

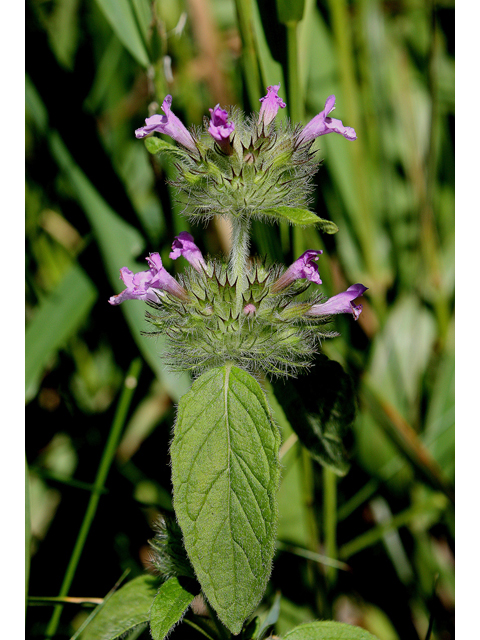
283;621;380;639
150;577;198;640
81;575;159;640
144;137;192;159
171;365;280;634
261;207;338;232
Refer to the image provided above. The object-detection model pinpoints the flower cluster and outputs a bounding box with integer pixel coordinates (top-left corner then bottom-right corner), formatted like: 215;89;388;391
110;87;365;377
109;233;366;377
135;86;356;225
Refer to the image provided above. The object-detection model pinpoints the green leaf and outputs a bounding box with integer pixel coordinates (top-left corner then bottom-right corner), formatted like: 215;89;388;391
171;365;281;634
272;355;354;476
144;137;191;159
93;0;150;67
150;577;198;640
130;0;152;44
261;207;339;232
283;620;380;640
80;574;160;640
249;0;286;106
144;137;177;155
256;591;281;640
25;264;98;402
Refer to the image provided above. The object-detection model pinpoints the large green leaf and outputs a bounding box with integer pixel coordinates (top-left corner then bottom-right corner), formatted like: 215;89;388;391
261;207;338;232
149;577;198;640
25;264;97;402
272;355;354;476
80;575;160;640
283;621;380;640
94;0;150;67
171;365;281;634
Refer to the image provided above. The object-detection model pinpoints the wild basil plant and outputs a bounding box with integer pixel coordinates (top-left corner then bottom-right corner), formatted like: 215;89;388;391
108;86;367;637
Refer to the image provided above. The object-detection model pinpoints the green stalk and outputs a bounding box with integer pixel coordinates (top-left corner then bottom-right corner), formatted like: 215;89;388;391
300;449;325;616
233;0;262;107
45;359;142;638
286;22;303;123
300;450;318;549
25;455;31;616
323;467;338;586
326;0;378;279
285;20;304;259
338;493;448;560
229;215;251;313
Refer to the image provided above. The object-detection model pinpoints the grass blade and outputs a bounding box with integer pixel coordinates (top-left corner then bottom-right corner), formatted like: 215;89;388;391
45;359;143;637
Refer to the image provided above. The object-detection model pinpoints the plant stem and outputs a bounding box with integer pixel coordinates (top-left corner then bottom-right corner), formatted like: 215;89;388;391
285;19;305;262
229;215;251;313
327;0;378;280
233;0;262;108
323;467;338;587
44;359;142;638
286;21;303;124
25;455;31;616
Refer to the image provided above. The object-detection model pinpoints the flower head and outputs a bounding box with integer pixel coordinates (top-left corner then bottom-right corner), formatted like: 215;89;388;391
135;95;197;153
308;284;367;320
259;84;286;126
170;232;206;272
109;253;188;305
208;105;235;152
271;250;323;293
298;95;356;145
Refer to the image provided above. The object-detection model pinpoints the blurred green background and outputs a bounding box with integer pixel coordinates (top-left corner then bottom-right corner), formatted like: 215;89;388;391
25;0;454;638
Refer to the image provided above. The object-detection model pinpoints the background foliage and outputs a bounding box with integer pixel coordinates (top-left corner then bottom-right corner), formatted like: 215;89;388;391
25;0;454;638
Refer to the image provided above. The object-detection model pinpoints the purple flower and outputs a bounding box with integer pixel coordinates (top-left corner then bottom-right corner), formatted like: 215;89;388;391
297;95;356;145
109;253;188;305
208;105;235;152
169;232;206;272
308;284;367;320
135;95;197;153
243;303;256;316
271;250;323;293
259;84;286;126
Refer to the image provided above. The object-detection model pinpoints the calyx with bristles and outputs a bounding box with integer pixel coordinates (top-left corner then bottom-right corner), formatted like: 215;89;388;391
144;259;337;378
151;111;320;225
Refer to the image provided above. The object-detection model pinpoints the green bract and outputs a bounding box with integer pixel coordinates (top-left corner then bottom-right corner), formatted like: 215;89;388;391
145;259;337;378
146;112;330;228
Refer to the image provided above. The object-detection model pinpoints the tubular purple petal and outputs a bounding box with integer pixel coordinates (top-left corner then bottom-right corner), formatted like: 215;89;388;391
259;84;286;126
308;284;367;320
108;253;188;305
271;250;323;293
134;95;197;153
298;95;357;145
208;105;235;151
170;232;207;272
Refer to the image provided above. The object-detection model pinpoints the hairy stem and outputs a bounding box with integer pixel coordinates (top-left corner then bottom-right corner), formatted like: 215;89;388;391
229;215;251;312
